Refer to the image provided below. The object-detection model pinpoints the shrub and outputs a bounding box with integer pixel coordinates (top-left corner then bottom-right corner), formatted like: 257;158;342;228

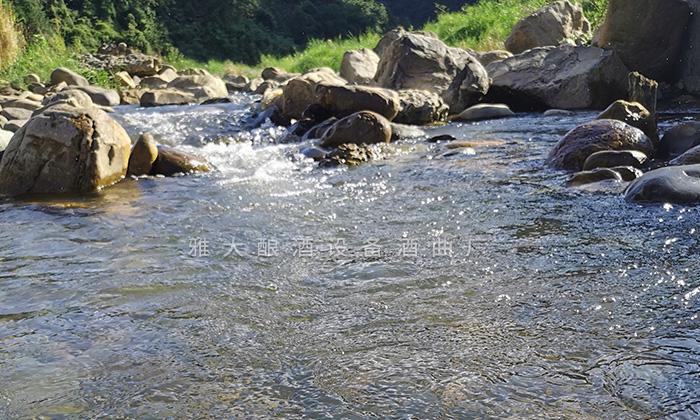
0;1;21;70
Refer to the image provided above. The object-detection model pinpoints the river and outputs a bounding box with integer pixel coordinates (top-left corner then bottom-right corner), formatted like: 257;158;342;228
1;94;699;418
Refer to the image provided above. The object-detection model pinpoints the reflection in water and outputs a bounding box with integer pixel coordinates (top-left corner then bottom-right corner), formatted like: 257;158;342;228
1;95;699;418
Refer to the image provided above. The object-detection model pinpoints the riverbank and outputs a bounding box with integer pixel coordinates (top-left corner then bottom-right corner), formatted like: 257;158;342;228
0;0;609;89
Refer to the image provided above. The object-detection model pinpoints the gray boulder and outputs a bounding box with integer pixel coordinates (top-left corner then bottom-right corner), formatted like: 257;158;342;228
625;165;700;204
50;67;89;87
340;49;380;85
451;104;515;122
547;119;654;171
393;90;449;125
443;55;490;113
167;75;228;100
659;122;700;158
583;150;648;170
486;45;629;110
506;0;591;54
320;111;392;148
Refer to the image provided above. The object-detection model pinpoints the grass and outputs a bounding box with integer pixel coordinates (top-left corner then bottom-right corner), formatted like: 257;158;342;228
0;0;609;87
0;0;20;71
0;34;116;88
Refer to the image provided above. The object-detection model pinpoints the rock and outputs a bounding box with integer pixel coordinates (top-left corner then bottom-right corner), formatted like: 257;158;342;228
24;74;41;85
612;166;644;181
320;111;392;148
68;86;120;107
50;67;89;87
505;0;591;54
120;53;161;77
625;165;700;204
544;109;575;117
167;75;228;100
443;55;490;113
659;122;700;159
300;147;327;160
670;145;700;166
40;89;94;112
115;71;137;89
393;89;448;125
3;120;26;132
321;143;382;167
595;0;691;81
1;98;42;111
582;149;648;170
486;45;629;110
567;168;622;186
477;50;513;66
0;106;131;195
280;69;347;120
340;49;380;85
140;89;196;107
150;146;210;176
139;75;170;89
374;28;407;57
28;83;48;95
301;117;337;141
225;74;250;93
374;31;475;99
451;104;515;122
253;80;280;96
247;77;265;93
0;129;12;151
628;71;658;117
548;120;654;171
680;0;700;94
261;67;298;83
315;84;400;120
127;133;159;176
261;87;284;110
597;100;657;141
0;107;32;121
0;115;7;128
391;123;426;141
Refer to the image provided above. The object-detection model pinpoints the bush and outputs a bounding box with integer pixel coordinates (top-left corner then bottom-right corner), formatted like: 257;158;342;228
0;1;21;70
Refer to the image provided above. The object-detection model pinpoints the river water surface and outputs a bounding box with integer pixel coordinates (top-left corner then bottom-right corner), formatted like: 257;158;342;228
1;94;700;418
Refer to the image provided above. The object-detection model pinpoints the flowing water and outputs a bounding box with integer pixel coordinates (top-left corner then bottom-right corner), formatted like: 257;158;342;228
1;94;700;418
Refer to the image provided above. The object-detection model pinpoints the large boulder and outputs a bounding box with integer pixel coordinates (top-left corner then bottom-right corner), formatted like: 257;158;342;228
374;31;475;99
0;106;131;195
393;90;449;125
320;111;392;148
594;0;691;81
340;49;380;85
151;146;210;176
625;165;700;204
451;104;515;122
443;55;490;113
316;84;400;120
670;145;700;166
486;45;629;110
680;0;700;94
50;67;89;87
505;0;591;54
597;100;657;142
167;75;228;100
547;119;654;171
659;122;700;158
280;69;347;120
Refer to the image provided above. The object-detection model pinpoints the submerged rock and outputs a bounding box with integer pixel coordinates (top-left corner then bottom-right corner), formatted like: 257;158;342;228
320;143;382;167
582;150;648;170
659;122;700;159
625;165;700;204
505;0;591;54
597;100;657;142
567;168;622;186
320;111;392;148
547;119;654;171
151;146;211;176
0;106;131;195
451;104;515;122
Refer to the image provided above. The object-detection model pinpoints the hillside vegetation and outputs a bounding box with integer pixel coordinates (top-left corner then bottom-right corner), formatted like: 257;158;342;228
0;0;609;86
0;1;20;69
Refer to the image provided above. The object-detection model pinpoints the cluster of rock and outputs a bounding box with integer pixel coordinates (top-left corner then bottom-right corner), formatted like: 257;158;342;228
0;82;210;197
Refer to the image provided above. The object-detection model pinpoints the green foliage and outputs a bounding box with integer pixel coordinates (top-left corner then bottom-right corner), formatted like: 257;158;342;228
0;0;21;70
